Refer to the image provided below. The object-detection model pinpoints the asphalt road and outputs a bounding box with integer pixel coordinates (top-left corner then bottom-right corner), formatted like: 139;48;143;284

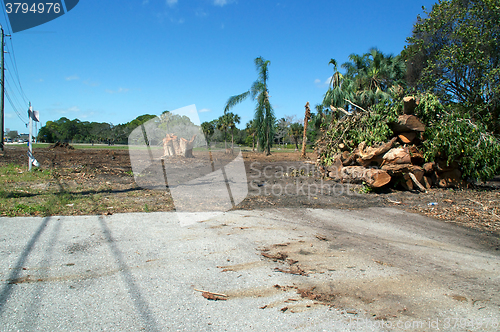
1;208;499;331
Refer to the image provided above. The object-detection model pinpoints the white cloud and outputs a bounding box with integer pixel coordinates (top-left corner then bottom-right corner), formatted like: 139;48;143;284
166;0;177;7
199;108;211;113
83;79;100;87
105;87;130;94
195;8;208;17
213;0;235;7
314;77;332;87
65;75;79;81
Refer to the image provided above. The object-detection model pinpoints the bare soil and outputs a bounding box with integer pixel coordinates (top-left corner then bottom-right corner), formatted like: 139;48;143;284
0;144;499;236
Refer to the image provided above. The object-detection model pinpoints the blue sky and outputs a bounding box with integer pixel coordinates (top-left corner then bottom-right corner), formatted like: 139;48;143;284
1;0;438;134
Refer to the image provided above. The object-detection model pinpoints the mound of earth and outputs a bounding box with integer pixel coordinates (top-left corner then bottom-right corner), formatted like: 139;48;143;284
50;142;74;150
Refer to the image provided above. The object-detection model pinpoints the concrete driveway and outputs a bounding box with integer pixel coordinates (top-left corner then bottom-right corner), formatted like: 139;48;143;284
1;208;499;331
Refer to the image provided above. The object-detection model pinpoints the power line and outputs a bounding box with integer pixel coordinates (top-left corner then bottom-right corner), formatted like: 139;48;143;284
5;63;29;108
5;90;28;125
4;37;29;104
5;80;27;113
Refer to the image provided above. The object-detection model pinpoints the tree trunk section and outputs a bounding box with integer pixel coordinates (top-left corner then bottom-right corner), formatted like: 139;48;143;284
301;102;311;158
163;134;196;158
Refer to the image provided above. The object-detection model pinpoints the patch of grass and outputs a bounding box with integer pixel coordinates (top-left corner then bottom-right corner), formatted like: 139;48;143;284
10;203;49;216
0;163;52;183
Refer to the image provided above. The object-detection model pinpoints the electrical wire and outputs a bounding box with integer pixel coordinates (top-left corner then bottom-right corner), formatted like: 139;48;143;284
0;12;32;130
4;38;29;105
5;90;28;125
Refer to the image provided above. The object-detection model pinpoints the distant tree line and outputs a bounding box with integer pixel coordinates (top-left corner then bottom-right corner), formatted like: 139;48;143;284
37;114;157;144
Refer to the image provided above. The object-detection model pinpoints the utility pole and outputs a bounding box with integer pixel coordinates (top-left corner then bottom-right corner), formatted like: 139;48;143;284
28;103;32;170
0;25;4;152
27;103;39;171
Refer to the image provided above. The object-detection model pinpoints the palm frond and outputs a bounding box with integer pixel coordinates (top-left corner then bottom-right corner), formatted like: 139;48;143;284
250;81;265;99
224;91;250;114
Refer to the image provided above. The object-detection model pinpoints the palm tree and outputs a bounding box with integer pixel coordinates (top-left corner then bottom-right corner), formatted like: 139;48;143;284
216;114;230;150
245;120;256;152
224;56;276;155
226;112;241;150
289;122;304;150
201;121;215;146
341;48;405;109
323;59;353;115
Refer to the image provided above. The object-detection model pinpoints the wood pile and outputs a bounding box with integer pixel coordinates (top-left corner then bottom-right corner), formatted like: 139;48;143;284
317;96;464;190
162;134;196;158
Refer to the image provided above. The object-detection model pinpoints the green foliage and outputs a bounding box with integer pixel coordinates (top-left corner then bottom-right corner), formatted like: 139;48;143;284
201;121;215;145
289;122;304;149
415;93;500;181
324;49;406;112
404;0;500;134
37;114;157;144
7;130;18;140
317;99;399;165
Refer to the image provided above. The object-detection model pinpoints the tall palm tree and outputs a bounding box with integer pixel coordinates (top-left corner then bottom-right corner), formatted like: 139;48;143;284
224;56;276;155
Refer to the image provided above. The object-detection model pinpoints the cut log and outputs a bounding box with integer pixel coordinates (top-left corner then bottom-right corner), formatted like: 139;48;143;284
392;115;425;133
423;162;435;174
401;173;414;191
381;163;413;174
340;166;391;188
179;135;197;158
403;96;419;115
382;148;411;165
327;158;343;180
358;137;398;160
409;146;425;165
162;134;196;158
398;132;417;144
409;172;427;192
422;175;433;189
342;149;359;166
356;156;383;168
341;150;350;162
434;169;462;188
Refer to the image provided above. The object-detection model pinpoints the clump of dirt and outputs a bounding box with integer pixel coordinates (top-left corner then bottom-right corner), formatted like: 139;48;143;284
50;142;74;150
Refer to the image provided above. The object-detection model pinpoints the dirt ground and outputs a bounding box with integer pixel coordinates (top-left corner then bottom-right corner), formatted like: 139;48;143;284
1;144;499;329
0;144;499;236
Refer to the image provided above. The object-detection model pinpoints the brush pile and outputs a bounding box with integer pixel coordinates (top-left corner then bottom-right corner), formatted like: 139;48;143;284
316;96;464;190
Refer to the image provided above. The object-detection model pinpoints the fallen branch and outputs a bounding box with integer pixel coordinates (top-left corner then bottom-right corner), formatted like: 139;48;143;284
344;99;369;113
329;105;350;116
193;288;228;298
409;172;427;192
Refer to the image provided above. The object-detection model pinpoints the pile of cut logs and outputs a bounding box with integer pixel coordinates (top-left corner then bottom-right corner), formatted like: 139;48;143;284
317;97;464;190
